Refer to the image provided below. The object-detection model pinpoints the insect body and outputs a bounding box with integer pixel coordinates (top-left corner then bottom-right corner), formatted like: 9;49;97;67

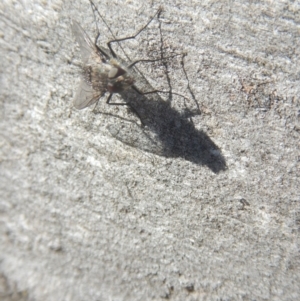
71;21;135;110
71;5;187;121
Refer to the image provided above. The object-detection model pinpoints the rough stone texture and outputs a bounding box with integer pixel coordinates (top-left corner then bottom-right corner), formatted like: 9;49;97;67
0;0;299;300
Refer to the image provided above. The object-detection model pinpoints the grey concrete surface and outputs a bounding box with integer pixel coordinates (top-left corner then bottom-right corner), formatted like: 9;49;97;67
0;0;299;300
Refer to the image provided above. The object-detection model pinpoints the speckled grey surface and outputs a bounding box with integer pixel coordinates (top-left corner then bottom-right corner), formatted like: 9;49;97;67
0;1;299;300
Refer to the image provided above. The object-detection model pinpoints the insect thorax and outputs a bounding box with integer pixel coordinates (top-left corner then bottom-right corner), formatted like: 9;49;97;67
82;58;135;94
107;59;135;93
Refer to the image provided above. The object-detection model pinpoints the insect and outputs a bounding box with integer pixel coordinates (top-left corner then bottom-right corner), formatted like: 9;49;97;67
71;4;172;112
70;2;226;172
71;20;132;109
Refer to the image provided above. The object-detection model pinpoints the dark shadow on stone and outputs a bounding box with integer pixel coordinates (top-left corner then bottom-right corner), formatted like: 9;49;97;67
106;89;227;173
80;1;227;173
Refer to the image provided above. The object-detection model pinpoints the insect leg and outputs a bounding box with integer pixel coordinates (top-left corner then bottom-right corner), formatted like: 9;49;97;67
180;53;201;114
127;53;183;69
132;52;200;115
132;85;191;103
107;7;162;58
106;93;127;106
106;93;145;126
130;52;191;103
91;32;110;60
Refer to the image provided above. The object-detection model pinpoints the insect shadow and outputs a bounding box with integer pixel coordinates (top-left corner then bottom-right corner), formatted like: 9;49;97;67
108;89;227;173
72;1;227;173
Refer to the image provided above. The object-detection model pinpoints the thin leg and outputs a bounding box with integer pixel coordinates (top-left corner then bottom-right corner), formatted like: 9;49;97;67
88;0;112;61
93;33;110;60
127;53;183;69
92;100;99;112
180;53;201;114
89;0;130;63
127;105;146;127
106;93;145;126
132;85;191;103
89;0;117;46
157;9;172;101
106;93;127;105
107;7;162;58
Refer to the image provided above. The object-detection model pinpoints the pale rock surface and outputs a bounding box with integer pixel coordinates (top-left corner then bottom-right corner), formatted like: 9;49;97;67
0;1;299;300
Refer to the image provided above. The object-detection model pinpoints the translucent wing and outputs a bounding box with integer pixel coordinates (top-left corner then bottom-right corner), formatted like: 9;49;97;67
71;20;108;109
74;79;102;110
71;20;99;64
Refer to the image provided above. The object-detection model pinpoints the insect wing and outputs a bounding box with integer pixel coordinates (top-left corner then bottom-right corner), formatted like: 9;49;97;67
74;79;102;110
72;20;107;109
71;20;99;64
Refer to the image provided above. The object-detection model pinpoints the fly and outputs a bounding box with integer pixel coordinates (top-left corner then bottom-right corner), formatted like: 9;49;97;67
71;3;185;116
69;2;226;172
71;6;166;111
71;20;138;110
